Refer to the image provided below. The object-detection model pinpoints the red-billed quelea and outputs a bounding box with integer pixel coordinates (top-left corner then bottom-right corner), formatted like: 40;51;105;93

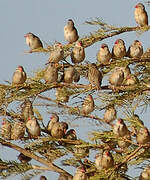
64;66;80;83
11;121;25;140
136;127;150;144
97;43;112;64
44;64;58;83
103;105;117;123
71;41;85;64
47;113;59;134
126;40;143;58
73;166;88;180
112;39;126;58
81;94;95;115
51;122;68;139
12;66;27;85
64;19;79;44
88;63;103;90
26;116;41;138
24;32;43;52
134;3;148;27
139;166;150;180
1;119;11;140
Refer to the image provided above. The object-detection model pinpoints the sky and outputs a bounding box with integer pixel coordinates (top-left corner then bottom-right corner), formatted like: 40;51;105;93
1;0;150;179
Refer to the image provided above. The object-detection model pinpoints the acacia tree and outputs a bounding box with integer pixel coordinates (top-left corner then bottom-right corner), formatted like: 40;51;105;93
1;13;150;180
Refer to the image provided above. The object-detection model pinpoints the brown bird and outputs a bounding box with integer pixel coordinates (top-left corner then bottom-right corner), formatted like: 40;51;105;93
139;166;150;180
81;94;95;115
64;19;79;44
97;43;112;64
71;41;85;64
64;129;77;140
112;39;126;58
134;3;148;26
18;153;31;163
136;127;150;144
1;119;11;140
11;121;25;140
73;166;88;180
126;40;143;58
120;65;131;79
47;42;64;64
24;32;43;52
12;66;27;85
113;118;129;137
64;66;80;83
47;113;59;134
124;74;139;86
44;63;58;83
40;176;47;180
88;63;103;90
56;87;70;103
103;105;117;123
51;122;68;139
26;116;41;138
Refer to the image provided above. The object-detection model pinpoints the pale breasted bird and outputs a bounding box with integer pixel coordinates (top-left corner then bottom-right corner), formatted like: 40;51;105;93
136;127;150;144
12;66;27;85
109;67;124;87
126;40;143;58
139;166;150;180
73;166;88;180
124;74;139;86
55;87;70;103
103;105;117;123
26;116;41;138
81;94;95;115
1;119;11;140
64;129;77;140
11;121;25;140
47;113;59;134
24;32;43;52
97;43;112;64
112;39;126;58
113;118;129;137
47;43;64;64
64;66;80;83
44;63;58;83
134;3;148;27
51;122;68;139
88;63;103;90
64;19;79;44
71;41;85;64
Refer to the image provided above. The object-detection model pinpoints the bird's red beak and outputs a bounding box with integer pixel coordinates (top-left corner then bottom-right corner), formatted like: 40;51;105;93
135;5;138;8
24;34;27;38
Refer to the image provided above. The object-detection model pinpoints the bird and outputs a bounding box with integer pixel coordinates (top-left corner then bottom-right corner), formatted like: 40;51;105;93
139;166;150;180
47;42;64;64
81;94;95;115
64;19;79;44
64;129;77;140
64;66;80;83
1;119;11;140
120;65;131;79
12;66;27;85
134;3;148;27
39;176;47;180
136;127;150;144
11;121;25;140
112;39;126;58
24;32;43;52
103;105;117;123
51;122;68;139
26;116;41;138
126;40;143;58
113;118;129;137
97;43;112;64
44;63;58;83
124;74;139;86
47;113;59;134
71;41;85;64
72;166;88;180
18;153;31;163
88;63;103;90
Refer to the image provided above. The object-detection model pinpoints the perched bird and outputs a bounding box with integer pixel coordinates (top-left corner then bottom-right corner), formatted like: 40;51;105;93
120;65;131;79
47;42;64;64
56;87;70;103
81;94;95;115
139;166;150;180
88;63;103;90
40;176;47;180
18;153;31;163
24;32;43;52
64;19;79;44
11;121;25;140
134;3;148;27
26;116;41;138
113;118;129;137
112;39;126;58
64;66;80;83
71;41;85;64
73;166;88;180
1;119;11;140
124;74;139;86
136;127;150;144
109;67;124;87
103;105;117;123
126;40;143;58
12;66;27;85
44;63;58;83
97;43;112;64
95;151;114;170
51;122;68;139
64;129;77;140
47;113;59;134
